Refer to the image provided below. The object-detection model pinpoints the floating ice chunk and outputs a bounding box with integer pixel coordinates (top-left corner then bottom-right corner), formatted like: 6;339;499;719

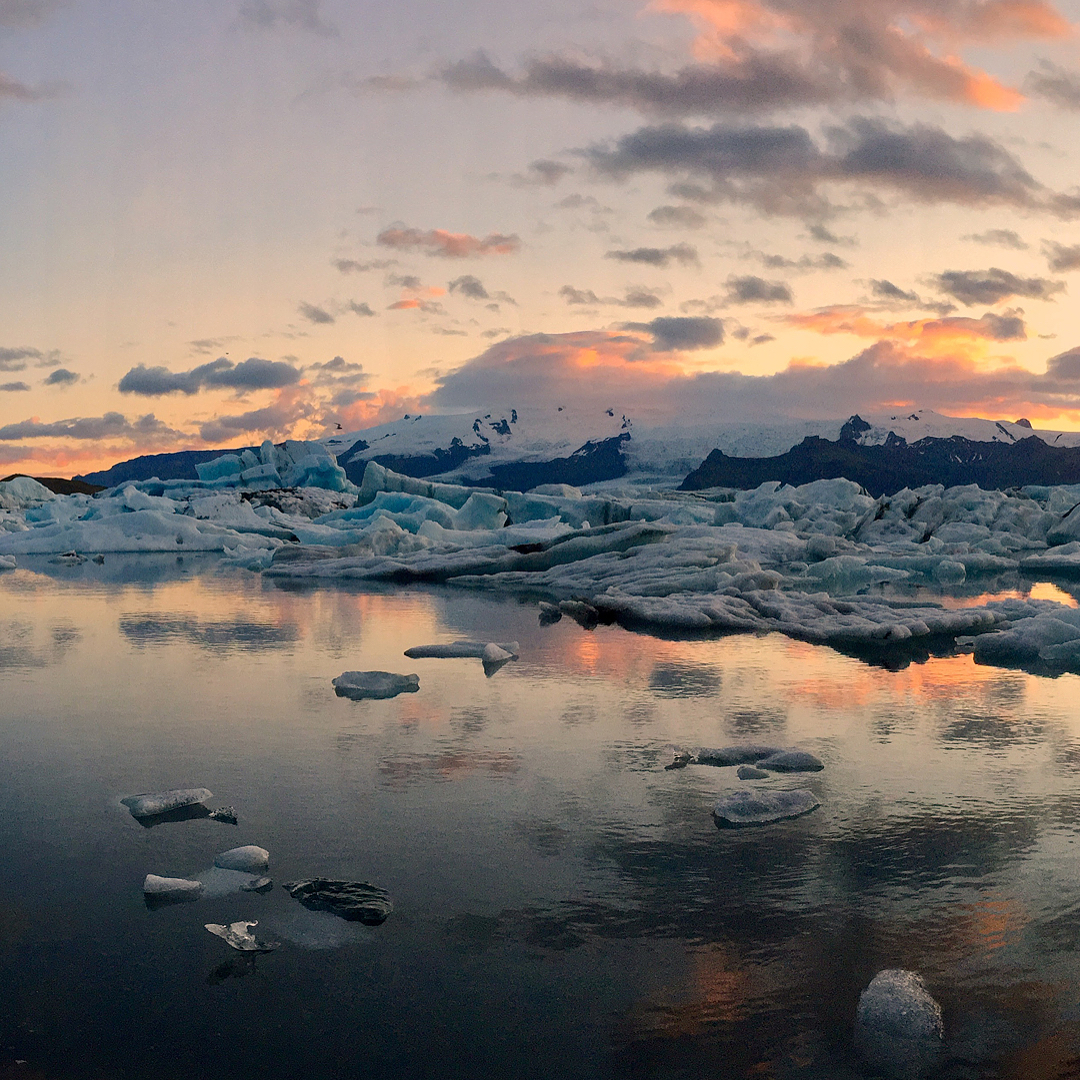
122;788;213;819
737;765;769;780
283;879;393;924
481;642;514;676
538;601;562;625
855;969;943;1079
712;789;819;827
215;845;269;873
0;555;14;570
50;550;85;565
452;492;508;531
143;874;203;901
404;640;520;659
209;806;237;824
205;920;280;952
332;670;420;700
242;876;273;893
931;558;966;584
559;599;599;628
756;750;824;773
358;461;477;510
665;750;693;770
696;745;784;767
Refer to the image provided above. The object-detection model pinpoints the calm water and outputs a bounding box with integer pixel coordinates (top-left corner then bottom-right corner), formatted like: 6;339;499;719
3;559;1080;1079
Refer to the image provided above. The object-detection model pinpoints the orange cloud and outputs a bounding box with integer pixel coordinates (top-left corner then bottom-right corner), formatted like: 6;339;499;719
377;226;521;258
650;0;1071;109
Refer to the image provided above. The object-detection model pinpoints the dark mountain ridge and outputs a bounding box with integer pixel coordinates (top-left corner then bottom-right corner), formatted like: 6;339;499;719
680;417;1080;496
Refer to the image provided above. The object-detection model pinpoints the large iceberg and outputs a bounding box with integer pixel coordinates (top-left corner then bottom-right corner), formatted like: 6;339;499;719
16;450;1080;671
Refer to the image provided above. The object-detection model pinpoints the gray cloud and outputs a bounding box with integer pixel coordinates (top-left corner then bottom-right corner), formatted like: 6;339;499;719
43;367;78;386
118;357;302;396
605;243;698;268
629;316;725;351
512;159;572;186
298;301;334;324
1043;242;1080;272
449;275;489;300
932;267;1065;306
559;284;662;309
197;396;315;443
332;258;393;274
0;412;179;441
348;300;376;317
871;279;919;303
647;205;706;229
963;228;1029;250
0;381;29;392
586;117;1066;219
237;0;335;36
1025;61;1080;110
725;275;793;304
807;224;856;245
755;251;846;271
0;346;47;372
307;355;370;388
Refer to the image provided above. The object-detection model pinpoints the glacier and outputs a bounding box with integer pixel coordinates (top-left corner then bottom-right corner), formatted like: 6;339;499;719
12;422;1080;673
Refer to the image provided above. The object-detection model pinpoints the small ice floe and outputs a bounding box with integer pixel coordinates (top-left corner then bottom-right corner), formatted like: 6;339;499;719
92;554;105;564
143;874;204;903
855;969;943;1079
214;845;269;873
121;788;213;820
694;744;823;772
696;745;784;766
0;554;15;570
756;750;824;773
283;879;393;925
209;806;238;824
332;670;420;700
538;601;562;625
481;642;515;676
242;876;273;893
403;640;520;660
559;600;599;629
712;789;820;827
49;550;85;565
737;765;769;780
205;920;280;953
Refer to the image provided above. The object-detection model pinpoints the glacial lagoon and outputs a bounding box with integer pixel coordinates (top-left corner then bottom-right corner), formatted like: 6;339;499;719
2;560;1080;1077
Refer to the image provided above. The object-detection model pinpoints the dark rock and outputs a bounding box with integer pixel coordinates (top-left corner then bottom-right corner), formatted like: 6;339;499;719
282;879;393;924
712;789;820;827
680;426;1080;497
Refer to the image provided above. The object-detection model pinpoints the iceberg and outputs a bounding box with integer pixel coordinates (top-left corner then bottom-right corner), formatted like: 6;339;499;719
143;874;203;902
121;788;213;819
332;670;420;700
404;640;520;659
214;845;269;872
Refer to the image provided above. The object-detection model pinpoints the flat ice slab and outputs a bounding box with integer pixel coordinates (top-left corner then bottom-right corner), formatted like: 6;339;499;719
143;874;203;901
332;670;419;700
404;640;520;659
214;845;269;872
121;788;212;819
696;745;784;766
205;920;280;952
283;879;393;924
756;750;824;772
712;789;820;827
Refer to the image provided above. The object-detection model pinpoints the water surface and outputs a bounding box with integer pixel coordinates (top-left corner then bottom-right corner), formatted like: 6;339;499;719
2;561;1080;1078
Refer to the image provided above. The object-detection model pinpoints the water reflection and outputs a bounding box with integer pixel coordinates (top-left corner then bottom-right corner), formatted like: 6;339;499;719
1;568;1080;1077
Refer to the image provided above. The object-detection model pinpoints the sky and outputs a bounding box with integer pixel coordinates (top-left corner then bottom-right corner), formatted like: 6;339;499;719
5;0;1080;475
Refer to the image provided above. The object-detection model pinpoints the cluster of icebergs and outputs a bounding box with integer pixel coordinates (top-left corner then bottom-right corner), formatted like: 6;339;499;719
10;445;1080;668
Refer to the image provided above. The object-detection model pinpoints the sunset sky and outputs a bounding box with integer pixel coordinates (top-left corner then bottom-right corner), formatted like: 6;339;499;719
5;0;1080;474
